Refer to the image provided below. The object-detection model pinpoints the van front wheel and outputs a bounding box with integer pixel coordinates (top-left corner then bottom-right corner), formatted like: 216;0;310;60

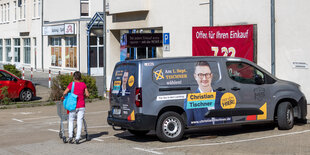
277;102;294;130
156;112;185;142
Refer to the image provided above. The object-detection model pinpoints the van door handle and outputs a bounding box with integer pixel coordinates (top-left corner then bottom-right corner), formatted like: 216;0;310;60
216;87;226;91
231;87;240;91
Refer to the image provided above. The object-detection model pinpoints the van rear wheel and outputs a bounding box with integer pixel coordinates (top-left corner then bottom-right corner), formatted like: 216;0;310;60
156;112;184;142
128;129;149;136
277;102;294;130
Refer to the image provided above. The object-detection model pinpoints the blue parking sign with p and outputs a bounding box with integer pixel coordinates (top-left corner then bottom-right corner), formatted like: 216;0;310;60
163;33;170;45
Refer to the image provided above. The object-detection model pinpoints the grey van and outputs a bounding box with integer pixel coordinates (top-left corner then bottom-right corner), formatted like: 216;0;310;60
107;56;307;142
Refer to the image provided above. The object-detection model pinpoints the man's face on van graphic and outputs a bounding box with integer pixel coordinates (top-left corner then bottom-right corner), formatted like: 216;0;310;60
194;65;213;92
122;71;129;87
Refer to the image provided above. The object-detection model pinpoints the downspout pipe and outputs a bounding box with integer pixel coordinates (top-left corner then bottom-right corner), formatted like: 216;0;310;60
87;30;90;75
271;0;276;75
103;0;107;96
210;0;213;26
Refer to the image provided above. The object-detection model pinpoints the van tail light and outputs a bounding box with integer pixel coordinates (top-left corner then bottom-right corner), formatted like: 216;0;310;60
135;87;142;107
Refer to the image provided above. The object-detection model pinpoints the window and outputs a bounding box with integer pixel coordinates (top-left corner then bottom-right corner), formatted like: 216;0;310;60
0;71;14;81
4;4;6;22
23;0;26;19
0;39;3;61
65;37;77;68
19;1;22;19
5;39;12;62
7;3;9;22
14;38;20;62
38;0;40;18
0;4;3;23
80;0;89;16
50;37;62;67
33;0;36;18
14;1;17;21
226;62;265;84
33;0;40;18
24;38;31;64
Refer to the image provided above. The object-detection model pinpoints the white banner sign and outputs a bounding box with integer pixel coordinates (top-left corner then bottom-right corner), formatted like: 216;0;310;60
43;24;75;36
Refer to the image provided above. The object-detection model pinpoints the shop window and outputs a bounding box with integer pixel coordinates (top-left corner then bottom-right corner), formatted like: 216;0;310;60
24;38;30;64
65;37;77;68
80;0;89;17
5;39;11;62
0;39;3;61
51;37;62;67
14;38;20;62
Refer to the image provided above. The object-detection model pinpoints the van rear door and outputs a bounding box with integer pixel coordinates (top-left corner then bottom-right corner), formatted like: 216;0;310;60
110;63;138;121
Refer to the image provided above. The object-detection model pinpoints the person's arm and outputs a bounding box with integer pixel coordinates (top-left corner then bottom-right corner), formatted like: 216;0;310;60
85;88;90;97
63;88;70;96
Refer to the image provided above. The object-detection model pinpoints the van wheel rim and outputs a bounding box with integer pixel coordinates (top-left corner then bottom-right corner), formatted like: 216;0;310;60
162;116;181;138
287;107;293;125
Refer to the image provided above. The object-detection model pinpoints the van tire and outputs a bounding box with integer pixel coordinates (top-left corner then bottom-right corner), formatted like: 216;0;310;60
277;102;294;130
156;112;185;142
128;130;149;136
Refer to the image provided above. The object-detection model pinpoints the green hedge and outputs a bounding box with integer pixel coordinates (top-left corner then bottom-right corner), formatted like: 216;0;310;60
50;74;98;101
3;64;22;78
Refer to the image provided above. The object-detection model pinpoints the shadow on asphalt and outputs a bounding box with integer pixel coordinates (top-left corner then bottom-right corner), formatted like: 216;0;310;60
114;131;159;142
112;123;280;142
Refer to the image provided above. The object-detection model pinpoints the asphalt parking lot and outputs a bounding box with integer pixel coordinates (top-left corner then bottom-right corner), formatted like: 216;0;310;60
1;99;310;155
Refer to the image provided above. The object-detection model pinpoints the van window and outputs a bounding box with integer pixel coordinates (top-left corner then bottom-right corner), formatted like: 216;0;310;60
152;61;220;86
226;62;265;84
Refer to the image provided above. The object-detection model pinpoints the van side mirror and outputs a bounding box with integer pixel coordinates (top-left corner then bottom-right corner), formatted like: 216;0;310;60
255;75;264;85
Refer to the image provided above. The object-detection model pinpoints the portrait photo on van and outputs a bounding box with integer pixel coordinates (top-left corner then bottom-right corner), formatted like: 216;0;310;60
111;69;132;96
183;61;232;126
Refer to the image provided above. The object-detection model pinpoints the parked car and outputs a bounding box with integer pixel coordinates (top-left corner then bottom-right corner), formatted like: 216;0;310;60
107;56;307;142
0;69;36;101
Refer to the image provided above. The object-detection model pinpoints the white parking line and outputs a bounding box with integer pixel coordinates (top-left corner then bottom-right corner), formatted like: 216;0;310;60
133;147;163;155
22;116;58;121
87;125;110;129
48;129;59;133
12;118;24;122
134;130;310;154
93;138;104;142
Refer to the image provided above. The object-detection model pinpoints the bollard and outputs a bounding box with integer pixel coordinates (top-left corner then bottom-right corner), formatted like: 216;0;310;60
22;67;25;80
31;67;33;81
48;70;51;88
59;71;61;75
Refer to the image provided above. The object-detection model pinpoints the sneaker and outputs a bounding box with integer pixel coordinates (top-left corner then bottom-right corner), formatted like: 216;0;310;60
68;137;73;144
75;139;80;144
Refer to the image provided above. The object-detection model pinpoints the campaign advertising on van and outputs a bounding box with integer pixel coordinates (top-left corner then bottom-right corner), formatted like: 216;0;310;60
153;61;238;126
111;64;137;121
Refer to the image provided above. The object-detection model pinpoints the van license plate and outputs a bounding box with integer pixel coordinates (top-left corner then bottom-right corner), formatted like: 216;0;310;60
113;108;121;115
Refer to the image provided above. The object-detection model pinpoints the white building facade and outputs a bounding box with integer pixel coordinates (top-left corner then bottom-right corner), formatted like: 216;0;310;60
0;0;41;70
0;0;309;100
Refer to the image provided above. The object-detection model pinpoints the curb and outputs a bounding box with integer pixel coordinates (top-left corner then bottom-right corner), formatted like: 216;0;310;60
0;98;105;110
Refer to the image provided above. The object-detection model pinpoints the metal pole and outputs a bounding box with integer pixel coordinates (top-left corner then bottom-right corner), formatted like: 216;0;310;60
271;0;275;75
103;0;107;97
41;0;44;72
210;0;213;26
87;30;90;75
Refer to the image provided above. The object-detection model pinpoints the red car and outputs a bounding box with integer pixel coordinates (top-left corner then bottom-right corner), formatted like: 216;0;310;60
0;69;36;101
